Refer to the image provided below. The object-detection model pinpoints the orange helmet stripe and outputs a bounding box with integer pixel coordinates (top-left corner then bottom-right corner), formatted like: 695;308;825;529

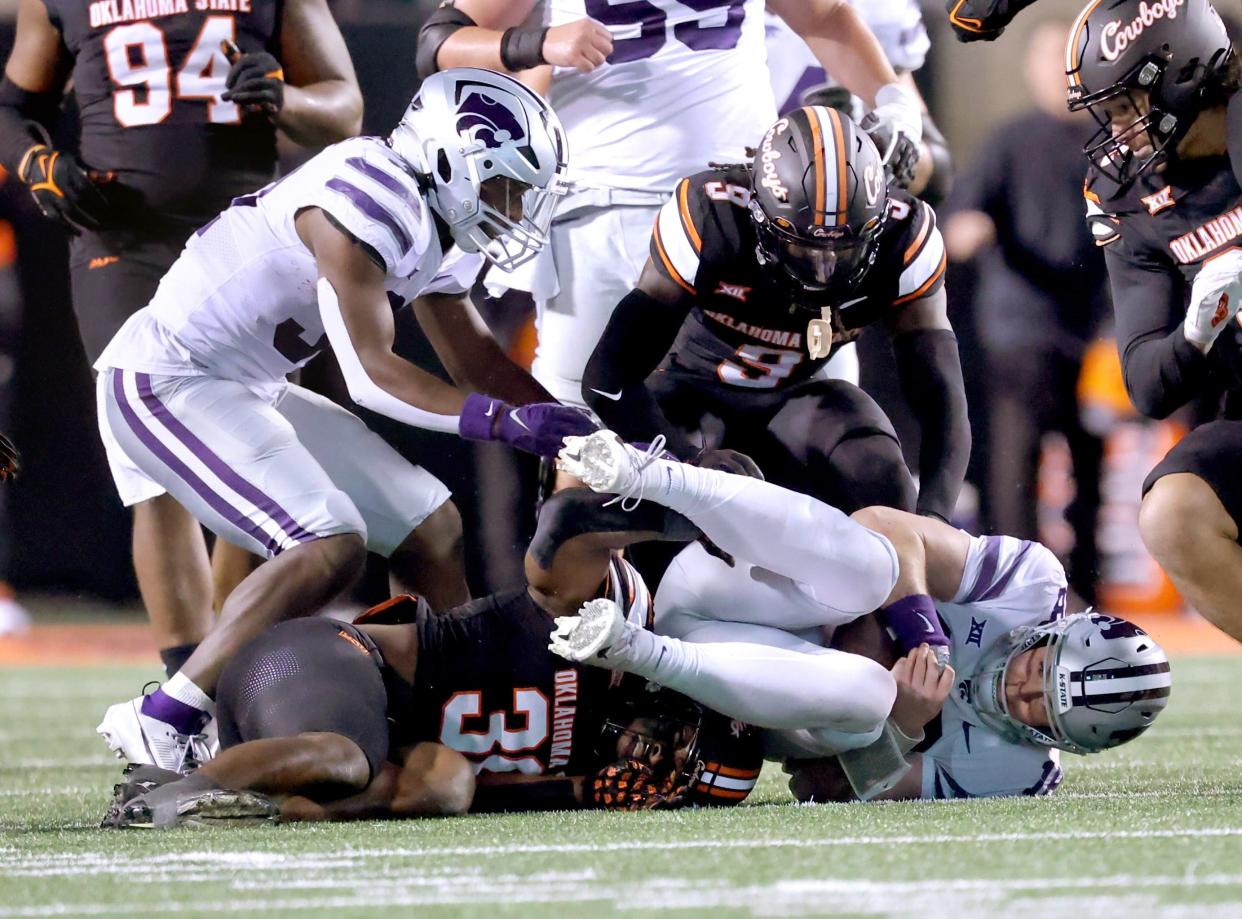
801;106;827;226
1066;0;1106;87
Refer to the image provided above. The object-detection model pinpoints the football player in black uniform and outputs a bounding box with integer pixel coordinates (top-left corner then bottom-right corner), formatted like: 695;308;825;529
0;0;362;677
1065;0;1242;644
101;485;764;828
582;107;969;523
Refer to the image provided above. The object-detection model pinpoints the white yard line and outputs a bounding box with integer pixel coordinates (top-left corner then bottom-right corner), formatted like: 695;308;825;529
1;873;1242;916
2;825;1241;875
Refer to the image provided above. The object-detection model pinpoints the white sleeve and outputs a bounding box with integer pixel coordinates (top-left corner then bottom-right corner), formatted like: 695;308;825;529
317;278;462;434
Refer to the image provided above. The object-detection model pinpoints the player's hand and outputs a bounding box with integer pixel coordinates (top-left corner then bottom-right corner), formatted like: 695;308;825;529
542;18;613;72
221;41;284;117
16;142;113;233
945;0;1039;42
590;758;688;810
889;644;955;737
863;83;922;189
0;432;20;481
458;393;599;457
1184;249;1242;352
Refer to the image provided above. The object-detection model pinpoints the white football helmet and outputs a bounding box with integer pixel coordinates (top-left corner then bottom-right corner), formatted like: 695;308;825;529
971;612;1171;755
390;67;568;271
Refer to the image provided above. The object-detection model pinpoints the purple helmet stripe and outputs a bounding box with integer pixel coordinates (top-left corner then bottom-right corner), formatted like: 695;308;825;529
345;156;421;210
325;178;412;254
111;371;284;556
131;372;317;548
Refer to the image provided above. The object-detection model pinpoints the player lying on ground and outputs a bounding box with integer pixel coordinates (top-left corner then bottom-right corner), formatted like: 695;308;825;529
554;430;1172;799
101;482;767;828
94;68;597;774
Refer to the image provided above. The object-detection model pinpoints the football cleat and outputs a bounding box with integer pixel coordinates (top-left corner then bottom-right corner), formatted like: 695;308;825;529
557;431;667;510
96;695;212;774
549;597;636;668
104;785;280;830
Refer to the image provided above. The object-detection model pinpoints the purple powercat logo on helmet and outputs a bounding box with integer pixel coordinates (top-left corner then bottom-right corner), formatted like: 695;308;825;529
455;84;527;149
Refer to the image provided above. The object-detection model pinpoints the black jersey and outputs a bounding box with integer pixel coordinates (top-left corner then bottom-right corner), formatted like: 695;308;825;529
46;0;281;228
404;556;652;777
649;166;946;391
1085;149;1242;415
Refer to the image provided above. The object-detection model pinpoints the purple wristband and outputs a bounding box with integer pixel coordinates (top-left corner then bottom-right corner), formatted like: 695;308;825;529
881;593;950;653
457;392;505;442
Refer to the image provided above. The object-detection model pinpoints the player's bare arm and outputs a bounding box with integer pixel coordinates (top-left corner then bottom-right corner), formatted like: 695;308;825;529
3;0;67;95
850;505;972;604
412;292;555;406
297;207;472;419
766;0;897;106
420;0;611;85
881;286;970;522
581;259;697;456
273;0;363;146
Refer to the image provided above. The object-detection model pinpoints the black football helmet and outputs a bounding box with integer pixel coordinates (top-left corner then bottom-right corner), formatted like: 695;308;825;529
749;107;890;302
595;681;764;808
1066;0;1233;187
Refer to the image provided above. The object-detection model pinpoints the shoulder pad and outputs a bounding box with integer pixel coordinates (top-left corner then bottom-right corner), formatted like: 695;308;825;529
892;197;947;304
312;140;430;275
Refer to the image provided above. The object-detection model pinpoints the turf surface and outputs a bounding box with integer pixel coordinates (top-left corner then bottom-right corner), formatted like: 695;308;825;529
1;657;1238;917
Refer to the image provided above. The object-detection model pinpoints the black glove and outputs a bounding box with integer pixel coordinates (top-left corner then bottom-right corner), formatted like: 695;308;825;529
221;43;285;116
16;140;113;233
859;112;919;190
944;0;1039;42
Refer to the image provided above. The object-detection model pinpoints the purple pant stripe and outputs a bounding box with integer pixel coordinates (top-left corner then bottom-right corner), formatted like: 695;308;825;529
112;371;282;555
131;372;318;547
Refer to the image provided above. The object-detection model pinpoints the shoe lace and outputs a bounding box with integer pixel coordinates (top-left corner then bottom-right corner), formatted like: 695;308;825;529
603;435;667;512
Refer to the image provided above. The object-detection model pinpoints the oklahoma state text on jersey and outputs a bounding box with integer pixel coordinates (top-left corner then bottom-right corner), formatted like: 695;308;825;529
47;0;281;226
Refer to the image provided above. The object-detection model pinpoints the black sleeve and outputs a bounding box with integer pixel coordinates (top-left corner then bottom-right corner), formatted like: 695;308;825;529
0;77;62;174
1105;237;1207;419
415;2;478;79
892;328;971;522
582;287;696;458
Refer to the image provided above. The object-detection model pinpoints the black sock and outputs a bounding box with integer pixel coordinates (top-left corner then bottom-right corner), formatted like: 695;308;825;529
159;643;198;679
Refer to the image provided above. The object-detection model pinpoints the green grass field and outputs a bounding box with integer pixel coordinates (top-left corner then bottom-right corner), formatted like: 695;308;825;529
1;657;1240;918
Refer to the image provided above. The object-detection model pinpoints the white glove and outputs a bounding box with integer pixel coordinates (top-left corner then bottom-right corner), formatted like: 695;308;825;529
1184;248;1242;352
864;83;923;188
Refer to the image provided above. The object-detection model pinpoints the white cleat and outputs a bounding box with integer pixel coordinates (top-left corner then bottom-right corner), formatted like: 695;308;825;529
557;430;667;509
549;597;634;669
96;696;210;774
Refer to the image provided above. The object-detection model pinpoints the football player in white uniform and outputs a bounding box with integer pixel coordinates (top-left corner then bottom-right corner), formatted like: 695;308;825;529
554;430;1172;799
94;69;597;772
416;0;925;406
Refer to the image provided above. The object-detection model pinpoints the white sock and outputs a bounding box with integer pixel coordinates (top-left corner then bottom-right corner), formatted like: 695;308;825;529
609;628;894;734
161;671;215;716
634;459;898;611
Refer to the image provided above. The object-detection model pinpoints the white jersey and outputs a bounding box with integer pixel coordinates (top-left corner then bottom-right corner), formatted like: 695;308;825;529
542;0;774;193
95;137;483;391
766;0;930;115
920;534;1067;799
